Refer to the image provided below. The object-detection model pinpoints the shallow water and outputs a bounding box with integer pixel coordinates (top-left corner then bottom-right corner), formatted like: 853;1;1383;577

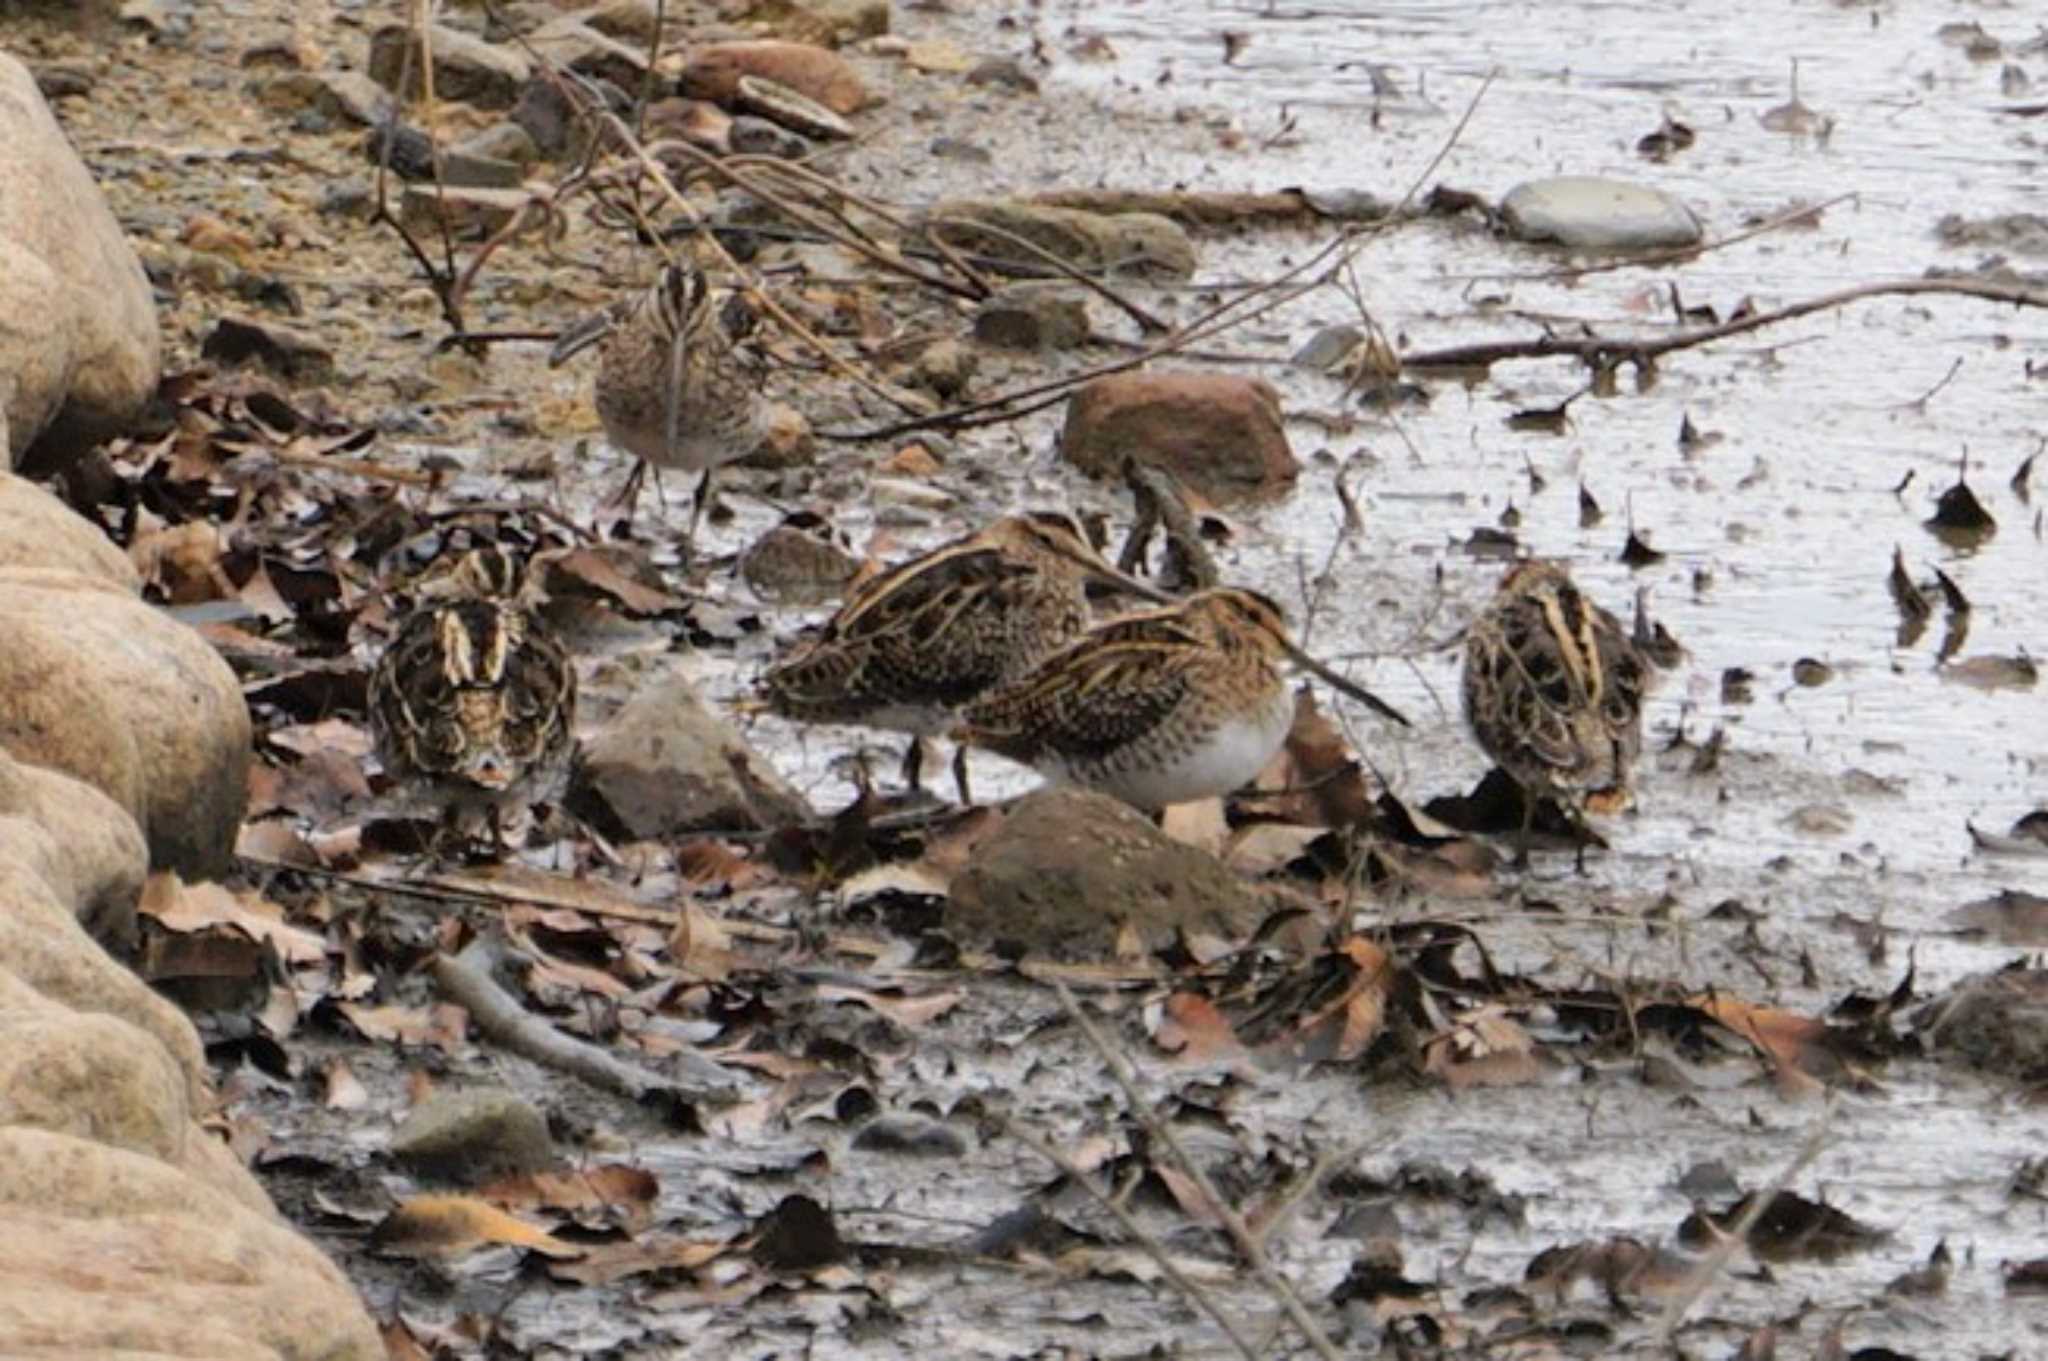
392;2;2048;1353
729;3;2048;1354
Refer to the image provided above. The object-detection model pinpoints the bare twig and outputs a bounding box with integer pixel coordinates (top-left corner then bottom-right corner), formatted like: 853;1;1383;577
1056;983;1345;1361
434;934;737;1100
1654;1098;1835;1342
822;69;1502;444
999;1117;1263;1361
1403;276;2048;373
924;213;1170;333
369;6;475;351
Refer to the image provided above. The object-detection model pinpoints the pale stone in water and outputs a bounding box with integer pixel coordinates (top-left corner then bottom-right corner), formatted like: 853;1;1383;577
1500;175;1703;251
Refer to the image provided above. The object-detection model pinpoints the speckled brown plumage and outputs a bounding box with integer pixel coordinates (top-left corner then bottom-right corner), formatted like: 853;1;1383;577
955;587;1298;810
367;549;576;848
759;512;1108;797
1462;559;1646;860
549;259;766;550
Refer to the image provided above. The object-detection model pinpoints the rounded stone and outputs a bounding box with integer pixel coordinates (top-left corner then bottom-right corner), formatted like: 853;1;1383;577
0;55;161;471
946;788;1267;960
0;574;251;877
1500;176;1703;251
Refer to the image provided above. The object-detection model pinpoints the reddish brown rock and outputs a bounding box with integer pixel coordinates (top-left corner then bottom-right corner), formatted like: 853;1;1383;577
1059;371;1299;503
679;41;872;115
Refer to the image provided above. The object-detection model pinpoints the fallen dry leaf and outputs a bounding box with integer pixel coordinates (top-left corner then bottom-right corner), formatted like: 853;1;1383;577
1687;993;1838;1080
337;1000;468;1051
1291;936;1393;1064
1151;991;1248;1065
483;1164;660;1231
139;871;326;965
1422;1003;1547;1089
547;1234;731;1287
813;983;966;1028
668;900;738;981
1159;797;1228;855
548;545;686;615
371;1194;581;1259
322;1057;369;1110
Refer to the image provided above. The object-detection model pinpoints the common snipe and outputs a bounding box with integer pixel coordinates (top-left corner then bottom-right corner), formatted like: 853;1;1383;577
1462;559;1647;864
549;259;765;554
955;587;1372;810
758;511;1114;801
367;547;577;853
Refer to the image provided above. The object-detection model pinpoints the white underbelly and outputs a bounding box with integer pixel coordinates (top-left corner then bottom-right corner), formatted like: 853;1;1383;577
1056;690;1293;809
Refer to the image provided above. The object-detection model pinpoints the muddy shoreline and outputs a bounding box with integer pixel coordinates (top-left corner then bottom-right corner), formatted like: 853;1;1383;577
4;0;2046;1355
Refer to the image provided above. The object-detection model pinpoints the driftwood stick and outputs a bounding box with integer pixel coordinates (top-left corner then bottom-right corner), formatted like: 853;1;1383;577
434;935;737;1102
1403;276;2048;372
1028;187;1389;230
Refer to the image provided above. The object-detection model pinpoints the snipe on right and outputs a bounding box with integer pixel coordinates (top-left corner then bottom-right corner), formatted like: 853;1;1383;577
1461;559;1648;866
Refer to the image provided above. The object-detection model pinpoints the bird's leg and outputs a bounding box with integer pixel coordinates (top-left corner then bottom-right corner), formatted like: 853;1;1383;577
681;468;715;562
609;459;650;530
897;736;927;792
1512;783;1536;870
951;743;974;807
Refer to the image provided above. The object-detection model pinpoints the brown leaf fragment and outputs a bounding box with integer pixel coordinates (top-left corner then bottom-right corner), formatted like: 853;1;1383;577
544;546;686;615
379;1318;433;1361
548;1234;731;1287
814;983;965;1028
751;1193;844;1271
1949;888;2048;945
667;901;738;981
1152;1164;1228;1230
139;871;326;964
371;1194;581;1259
2005;1256;2048;1293
1684;1190;1886;1263
1619;528;1665;567
1524;1236;1663;1301
1422;1004;1545;1089
1887;545;1930;622
1940;653;2037;691
1687;993;1845;1081
1152;991;1249;1065
322;1058;368;1110
1254;687;1373;828
338;1000;466;1049
483;1164;660;1230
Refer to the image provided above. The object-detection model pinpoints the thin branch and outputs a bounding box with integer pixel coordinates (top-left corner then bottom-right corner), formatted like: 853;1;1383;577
999;1117;1263;1361
820;68;1503;444
1654;1098;1836;1342
1057;983;1345;1361
925;213;1170;333
1402;276;2048;373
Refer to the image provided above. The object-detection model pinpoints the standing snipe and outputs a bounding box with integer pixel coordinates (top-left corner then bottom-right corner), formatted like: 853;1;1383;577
549;259;766;554
1462;559;1647;864
758;511;1118;801
367;547;577;854
954;587;1376;810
